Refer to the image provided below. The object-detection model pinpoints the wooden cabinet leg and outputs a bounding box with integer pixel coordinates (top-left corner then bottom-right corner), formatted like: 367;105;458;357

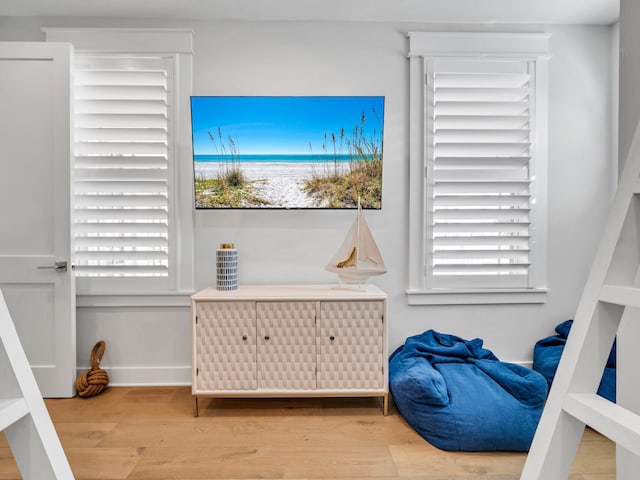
383;393;389;416
194;396;199;417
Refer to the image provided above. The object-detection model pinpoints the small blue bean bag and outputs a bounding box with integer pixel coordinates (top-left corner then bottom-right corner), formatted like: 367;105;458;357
389;330;547;452
533;319;616;402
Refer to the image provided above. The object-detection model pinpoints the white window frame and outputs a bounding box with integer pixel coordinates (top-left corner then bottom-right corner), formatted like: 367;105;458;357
407;32;550;305
44;28;195;297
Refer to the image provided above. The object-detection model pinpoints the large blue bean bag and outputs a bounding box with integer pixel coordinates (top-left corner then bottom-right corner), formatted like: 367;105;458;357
533;319;616;402
389;330;547;452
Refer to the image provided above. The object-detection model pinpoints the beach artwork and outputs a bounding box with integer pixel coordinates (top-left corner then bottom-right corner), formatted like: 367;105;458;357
190;96;384;209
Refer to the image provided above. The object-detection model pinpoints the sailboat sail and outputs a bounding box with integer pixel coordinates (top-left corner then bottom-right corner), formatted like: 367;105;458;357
326;202;386;283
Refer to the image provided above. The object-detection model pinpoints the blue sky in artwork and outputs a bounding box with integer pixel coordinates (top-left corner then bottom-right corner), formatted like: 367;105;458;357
190;96;384;155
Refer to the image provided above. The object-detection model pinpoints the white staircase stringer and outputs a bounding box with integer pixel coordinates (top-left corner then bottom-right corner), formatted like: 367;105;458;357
520;122;640;480
0;290;74;479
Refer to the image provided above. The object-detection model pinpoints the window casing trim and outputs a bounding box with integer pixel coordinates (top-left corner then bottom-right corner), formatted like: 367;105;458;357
407;288;548;305
407;32;550;305
407;32;551;59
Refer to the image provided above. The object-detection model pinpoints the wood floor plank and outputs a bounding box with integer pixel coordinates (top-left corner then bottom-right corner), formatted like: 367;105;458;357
570;432;616;475
197;397;324;417
54;422;118;448
129;445;397;479
98;413;420;449
64;447;142;480
389;443;527;477
0;447;19;480
45;387;194;423
0;387;615;479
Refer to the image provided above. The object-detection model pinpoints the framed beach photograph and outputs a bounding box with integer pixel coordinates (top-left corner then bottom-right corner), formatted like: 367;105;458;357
190;96;384;209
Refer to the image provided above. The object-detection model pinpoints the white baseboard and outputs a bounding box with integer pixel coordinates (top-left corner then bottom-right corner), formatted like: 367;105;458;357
76;361;534;388
76;365;191;386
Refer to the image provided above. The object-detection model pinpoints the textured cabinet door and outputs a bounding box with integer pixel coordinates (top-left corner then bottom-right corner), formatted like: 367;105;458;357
257;302;317;390
196;301;257;390
318;301;384;390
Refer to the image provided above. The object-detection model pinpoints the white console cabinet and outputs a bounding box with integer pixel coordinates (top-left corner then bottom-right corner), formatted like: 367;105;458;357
191;285;388;415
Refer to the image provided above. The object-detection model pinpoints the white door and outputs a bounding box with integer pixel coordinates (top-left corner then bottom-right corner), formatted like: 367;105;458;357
0;42;76;397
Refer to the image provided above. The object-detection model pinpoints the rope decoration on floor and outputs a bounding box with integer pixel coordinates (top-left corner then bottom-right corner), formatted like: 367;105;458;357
76;340;109;397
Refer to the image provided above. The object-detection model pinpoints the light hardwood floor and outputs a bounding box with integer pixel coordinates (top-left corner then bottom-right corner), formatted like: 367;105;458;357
0;386;615;479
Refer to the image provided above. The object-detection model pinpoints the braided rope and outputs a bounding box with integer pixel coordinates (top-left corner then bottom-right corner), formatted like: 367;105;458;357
76;340;109;397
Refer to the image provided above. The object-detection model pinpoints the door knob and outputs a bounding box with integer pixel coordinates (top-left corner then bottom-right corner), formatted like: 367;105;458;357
37;261;67;272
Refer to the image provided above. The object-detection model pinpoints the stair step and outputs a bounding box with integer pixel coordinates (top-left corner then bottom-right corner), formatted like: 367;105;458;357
0;398;29;431
563;393;640;456
599;285;640;308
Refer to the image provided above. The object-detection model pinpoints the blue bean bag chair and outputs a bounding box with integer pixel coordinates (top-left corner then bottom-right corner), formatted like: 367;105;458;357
389;330;547;452
533;319;616;402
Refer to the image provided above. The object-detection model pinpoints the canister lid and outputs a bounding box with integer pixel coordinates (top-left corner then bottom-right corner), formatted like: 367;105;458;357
219;243;235;249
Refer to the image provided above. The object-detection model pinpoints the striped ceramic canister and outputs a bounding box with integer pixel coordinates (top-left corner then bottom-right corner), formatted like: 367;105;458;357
215;243;238;291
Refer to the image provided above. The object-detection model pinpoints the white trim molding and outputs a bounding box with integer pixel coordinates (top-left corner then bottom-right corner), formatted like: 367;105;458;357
407;288;548;305
76;293;192;308
77;365;191;386
408;32;551;58
42;28;194;54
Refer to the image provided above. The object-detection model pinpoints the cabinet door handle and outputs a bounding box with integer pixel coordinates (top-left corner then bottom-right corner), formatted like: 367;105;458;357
329;336;335;341
242;335;248;341
264;335;270;341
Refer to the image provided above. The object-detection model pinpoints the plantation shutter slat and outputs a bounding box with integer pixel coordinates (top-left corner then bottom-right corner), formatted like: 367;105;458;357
75;168;168;182
74;181;168;195
428;59;535;288
75;85;168;101
77;266;169;277
434;143;530;157
76;114;167;129
74;237;168;249
435;116;529;129
434;101;529;116
75;127;168;143
434;87;529;103
74;208;168;222
74;223;169;235
75;251;169;262
75;99;168;115
75;156;168;169
434;195;530;209
74;55;171;278
75;142;168;156
74;194;168;209
75;69;167;86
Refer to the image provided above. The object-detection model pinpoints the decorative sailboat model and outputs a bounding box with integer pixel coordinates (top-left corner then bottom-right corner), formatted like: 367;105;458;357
325;198;387;284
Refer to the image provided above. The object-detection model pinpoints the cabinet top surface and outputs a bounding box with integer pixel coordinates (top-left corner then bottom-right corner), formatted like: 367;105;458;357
191;284;387;301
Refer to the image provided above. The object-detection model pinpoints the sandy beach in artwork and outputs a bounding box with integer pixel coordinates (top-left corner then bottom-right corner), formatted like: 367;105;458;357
195;161;348;208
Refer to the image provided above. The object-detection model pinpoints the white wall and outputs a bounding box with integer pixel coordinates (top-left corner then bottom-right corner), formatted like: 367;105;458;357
0;18;616;384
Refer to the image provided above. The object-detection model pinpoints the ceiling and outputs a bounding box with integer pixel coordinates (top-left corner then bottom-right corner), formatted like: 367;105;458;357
0;0;620;24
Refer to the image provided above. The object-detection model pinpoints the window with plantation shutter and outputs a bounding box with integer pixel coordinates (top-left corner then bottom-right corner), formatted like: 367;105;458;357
429;59;533;289
407;32;549;305
73;55;172;281
43;28;195;297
